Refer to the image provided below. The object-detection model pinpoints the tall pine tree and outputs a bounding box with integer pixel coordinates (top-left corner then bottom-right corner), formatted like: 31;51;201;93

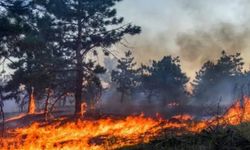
142;56;189;106
112;50;139;103
36;0;141;115
192;51;244;104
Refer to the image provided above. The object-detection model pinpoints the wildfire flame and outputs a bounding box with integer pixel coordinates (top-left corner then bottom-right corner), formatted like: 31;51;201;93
27;91;36;114
218;97;250;125
0;97;250;150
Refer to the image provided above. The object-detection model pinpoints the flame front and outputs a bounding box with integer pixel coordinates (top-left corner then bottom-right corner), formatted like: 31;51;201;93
219;97;250;125
1;98;250;150
1;115;164;150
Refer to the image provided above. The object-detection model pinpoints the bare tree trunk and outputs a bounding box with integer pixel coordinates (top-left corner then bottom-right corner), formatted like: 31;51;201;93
74;0;85;116
27;87;36;114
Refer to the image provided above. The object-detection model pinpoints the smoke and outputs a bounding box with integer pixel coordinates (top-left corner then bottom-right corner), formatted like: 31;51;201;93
98;0;250;111
117;0;250;79
176;23;250;78
100;90;187;118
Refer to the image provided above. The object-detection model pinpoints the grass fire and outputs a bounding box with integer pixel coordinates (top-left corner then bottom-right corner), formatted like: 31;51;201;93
0;98;250;149
1;0;250;149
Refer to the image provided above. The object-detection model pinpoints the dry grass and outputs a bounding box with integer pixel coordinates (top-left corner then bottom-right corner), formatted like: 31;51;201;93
120;122;250;150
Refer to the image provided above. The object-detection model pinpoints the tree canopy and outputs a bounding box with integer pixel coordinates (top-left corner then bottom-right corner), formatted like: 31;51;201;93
141;56;189;105
192;51;244;104
112;50;139;102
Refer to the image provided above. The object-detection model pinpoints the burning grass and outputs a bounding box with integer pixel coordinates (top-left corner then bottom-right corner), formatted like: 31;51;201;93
0;115;196;150
1;97;250;150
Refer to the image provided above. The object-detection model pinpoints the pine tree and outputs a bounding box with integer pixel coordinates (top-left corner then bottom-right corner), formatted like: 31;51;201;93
142;56;189;106
112;50;139;103
35;0;141;115
192;51;244;104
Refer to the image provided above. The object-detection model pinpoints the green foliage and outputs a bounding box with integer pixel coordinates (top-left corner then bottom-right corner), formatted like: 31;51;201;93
0;0;68;104
0;1;31;59
112;50;139;102
141;56;189;105
192;51;244;104
38;0;141;56
37;0;141;113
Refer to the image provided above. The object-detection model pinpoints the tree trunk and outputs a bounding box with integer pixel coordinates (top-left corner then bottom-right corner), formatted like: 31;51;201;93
74;0;84;116
74;67;84;116
27;87;36;114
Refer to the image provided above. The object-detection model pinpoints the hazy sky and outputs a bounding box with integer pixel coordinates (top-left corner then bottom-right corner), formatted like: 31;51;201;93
3;0;250;81
116;0;250;79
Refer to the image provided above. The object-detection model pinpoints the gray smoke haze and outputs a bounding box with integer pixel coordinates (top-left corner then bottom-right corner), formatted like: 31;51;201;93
176;23;250;79
116;0;250;79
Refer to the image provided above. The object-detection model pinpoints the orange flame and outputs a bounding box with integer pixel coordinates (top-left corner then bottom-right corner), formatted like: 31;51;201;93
0;98;250;149
217;97;250;125
28;92;36;114
171;114;193;121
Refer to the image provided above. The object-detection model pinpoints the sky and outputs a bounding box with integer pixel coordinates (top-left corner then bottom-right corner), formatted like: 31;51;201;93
116;0;250;79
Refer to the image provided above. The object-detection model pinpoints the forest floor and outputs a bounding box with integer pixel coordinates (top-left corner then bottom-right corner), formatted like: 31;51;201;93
120;122;250;150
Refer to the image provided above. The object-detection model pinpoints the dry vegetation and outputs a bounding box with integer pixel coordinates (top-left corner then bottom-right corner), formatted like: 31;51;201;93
121;123;250;150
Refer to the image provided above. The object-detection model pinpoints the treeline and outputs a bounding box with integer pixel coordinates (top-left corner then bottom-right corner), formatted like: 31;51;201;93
110;50;250;108
110;51;189;106
0;1;249;116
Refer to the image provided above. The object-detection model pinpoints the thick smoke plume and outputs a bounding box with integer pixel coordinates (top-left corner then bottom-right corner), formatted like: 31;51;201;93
117;0;250;79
